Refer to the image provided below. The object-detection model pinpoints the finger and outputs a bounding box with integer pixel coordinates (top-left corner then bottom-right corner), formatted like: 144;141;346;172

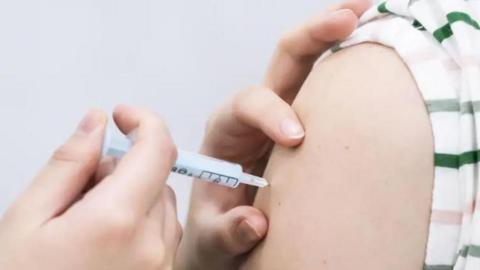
198;206;268;256
327;0;372;17
147;186;176;229
12;109;106;225
88;105;177;215
146;186;182;263
162;186;182;255
233;86;304;147
264;0;371;101
93;156;117;184
72;157;118;202
265;8;357;101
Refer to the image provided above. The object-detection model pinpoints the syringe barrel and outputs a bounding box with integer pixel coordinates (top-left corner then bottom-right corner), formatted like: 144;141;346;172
174;150;242;188
102;130;242;188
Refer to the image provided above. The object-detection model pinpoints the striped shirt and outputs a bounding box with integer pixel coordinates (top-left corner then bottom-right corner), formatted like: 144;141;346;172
320;0;480;269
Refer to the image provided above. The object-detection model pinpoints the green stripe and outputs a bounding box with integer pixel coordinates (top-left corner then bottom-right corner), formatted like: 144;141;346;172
424;246;480;270
435;150;480;169
447;12;480;30
423;265;452;270
426;99;480;114
470;245;480;257
377;1;389;14
426;99;459;113
435;153;459;168
330;43;343;53
332;12;479;52
459;245;480;258
459;245;469;257
433;11;480;43
413;20;427;31
433;24;453;43
458;150;480;167
461;101;476;114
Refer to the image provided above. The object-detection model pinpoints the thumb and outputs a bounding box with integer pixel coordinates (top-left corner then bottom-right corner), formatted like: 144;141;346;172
201;206;268;257
11;109;106;227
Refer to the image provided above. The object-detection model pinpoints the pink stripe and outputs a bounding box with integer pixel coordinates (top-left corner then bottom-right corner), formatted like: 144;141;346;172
367;22;383;42
431;210;463;225
442;58;460;71
458;55;479;68
402;48;439;65
400;49;478;72
466;200;476;215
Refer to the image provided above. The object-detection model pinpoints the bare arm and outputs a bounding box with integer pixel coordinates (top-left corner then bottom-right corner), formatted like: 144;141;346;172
242;43;434;270
175;1;373;269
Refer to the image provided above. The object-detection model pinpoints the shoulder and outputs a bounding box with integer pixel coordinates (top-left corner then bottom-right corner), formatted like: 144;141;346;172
294;42;431;152
290;41;434;241
290;42;434;265
247;44;434;269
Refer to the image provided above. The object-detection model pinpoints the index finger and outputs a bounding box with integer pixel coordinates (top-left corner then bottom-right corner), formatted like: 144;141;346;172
90;105;177;214
264;0;371;102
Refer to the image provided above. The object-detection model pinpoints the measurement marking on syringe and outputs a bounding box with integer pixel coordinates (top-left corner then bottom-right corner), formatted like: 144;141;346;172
104;130;267;188
200;171;239;186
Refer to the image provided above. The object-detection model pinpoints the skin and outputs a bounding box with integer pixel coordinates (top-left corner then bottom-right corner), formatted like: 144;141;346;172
0;2;369;269
175;1;372;269
241;44;434;269
0;106;182;270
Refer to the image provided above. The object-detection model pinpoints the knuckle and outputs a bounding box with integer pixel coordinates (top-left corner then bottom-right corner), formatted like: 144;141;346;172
141;110;167;135
204;105;225;134
107;213;136;234
151;115;167;130
51;143;81;164
201;220;236;254
231;94;244;118
277;29;308;62
278;30;296;52
215;228;239;255
139;245;167;270
142;114;177;162
164;142;178;163
164;185;176;204
175;221;184;242
231;87;256;119
92;211;137;240
1;202;22;225
204;114;216;134
154;140;177;167
138;107;160;119
51;141;96;169
144;109;165;125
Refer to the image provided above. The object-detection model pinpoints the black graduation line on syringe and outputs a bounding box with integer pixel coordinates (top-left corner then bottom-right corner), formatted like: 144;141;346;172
172;166;239;186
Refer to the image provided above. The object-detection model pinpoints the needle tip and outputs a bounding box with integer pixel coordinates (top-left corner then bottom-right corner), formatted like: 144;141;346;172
240;173;269;188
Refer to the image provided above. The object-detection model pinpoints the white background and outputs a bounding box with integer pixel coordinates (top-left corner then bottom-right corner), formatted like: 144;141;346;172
0;0;333;224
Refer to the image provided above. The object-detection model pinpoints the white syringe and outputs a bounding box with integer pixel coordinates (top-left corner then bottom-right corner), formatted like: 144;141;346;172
102;131;268;188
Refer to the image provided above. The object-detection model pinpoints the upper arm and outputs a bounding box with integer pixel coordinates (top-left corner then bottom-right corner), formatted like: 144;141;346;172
241;43;434;270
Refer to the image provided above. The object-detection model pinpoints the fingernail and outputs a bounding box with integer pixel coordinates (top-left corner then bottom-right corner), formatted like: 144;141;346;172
280;118;305;139
329;8;352;19
238;219;262;243
76;109;102;135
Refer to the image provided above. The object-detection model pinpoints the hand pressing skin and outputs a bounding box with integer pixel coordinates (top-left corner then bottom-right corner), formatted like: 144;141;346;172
175;1;371;269
0;106;182;270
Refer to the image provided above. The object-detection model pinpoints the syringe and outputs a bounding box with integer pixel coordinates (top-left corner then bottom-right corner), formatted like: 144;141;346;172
102;131;269;188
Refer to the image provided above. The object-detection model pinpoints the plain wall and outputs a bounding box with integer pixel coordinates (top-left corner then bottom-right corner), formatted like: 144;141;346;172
0;0;333;224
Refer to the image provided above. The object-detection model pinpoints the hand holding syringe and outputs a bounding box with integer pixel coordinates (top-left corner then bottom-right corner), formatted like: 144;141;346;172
103;130;269;188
